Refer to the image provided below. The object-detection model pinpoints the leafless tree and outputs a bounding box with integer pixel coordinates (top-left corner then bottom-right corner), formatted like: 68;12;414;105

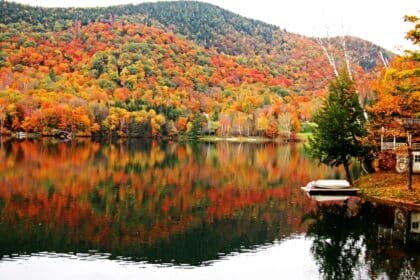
379;51;390;69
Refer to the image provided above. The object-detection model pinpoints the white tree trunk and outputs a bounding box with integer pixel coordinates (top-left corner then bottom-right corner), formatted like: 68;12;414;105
379;51;390;69
316;37;338;77
341;36;353;80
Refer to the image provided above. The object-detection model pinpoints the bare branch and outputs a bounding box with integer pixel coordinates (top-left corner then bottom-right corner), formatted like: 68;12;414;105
379;51;390;69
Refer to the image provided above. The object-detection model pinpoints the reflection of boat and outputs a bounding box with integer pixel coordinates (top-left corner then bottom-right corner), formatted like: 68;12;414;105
53;130;72;141
301;179;359;195
310;195;349;202
14;131;26;139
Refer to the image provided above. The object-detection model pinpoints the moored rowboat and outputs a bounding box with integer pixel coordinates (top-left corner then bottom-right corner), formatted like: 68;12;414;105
301;179;359;195
305;179;351;189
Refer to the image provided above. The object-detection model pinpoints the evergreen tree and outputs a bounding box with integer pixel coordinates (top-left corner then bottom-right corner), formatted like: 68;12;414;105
189;113;205;138
308;69;367;185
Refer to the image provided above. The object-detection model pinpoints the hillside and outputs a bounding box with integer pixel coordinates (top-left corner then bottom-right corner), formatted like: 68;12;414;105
0;1;393;138
0;21;305;137
0;1;392;71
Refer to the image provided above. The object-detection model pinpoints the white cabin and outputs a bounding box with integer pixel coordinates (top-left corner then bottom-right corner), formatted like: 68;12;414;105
396;151;420;174
414;151;420;173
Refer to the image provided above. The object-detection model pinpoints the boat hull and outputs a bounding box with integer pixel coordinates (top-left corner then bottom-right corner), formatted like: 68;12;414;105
301;186;359;195
306;179;351;189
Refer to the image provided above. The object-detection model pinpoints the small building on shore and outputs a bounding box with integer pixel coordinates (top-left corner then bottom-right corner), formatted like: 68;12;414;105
380;118;420;174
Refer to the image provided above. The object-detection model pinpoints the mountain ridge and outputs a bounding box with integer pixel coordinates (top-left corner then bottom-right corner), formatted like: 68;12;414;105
0;0;392;72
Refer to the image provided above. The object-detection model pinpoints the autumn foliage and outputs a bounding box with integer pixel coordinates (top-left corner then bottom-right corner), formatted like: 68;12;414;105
0;140;344;251
0;0;387;138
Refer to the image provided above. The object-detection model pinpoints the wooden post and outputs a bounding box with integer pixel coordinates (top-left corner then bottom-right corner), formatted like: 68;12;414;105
393;135;396;150
407;131;413;191
408;146;413;191
381;126;384;151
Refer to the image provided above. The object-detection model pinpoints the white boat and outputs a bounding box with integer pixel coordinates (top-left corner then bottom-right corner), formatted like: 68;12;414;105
305;179;351;190
301;179;358;195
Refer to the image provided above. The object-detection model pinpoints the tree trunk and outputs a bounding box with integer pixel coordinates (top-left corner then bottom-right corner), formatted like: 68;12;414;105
407;147;413;191
343;160;353;186
362;152;376;174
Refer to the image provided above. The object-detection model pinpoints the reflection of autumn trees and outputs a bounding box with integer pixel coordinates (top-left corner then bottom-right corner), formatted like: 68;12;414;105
0;140;341;262
306;202;420;280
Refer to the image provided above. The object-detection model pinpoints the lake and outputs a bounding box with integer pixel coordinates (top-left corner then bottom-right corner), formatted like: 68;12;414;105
0;139;418;279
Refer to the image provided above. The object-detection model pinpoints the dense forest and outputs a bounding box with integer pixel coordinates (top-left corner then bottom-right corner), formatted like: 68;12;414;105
0;0;403;138
0;1;391;71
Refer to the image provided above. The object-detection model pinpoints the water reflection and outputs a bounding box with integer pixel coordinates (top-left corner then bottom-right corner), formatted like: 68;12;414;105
0;139;418;279
0;139;337;264
306;202;419;280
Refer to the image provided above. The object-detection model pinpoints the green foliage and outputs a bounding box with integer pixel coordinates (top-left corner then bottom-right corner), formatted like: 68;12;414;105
189;113;205;138
0;51;6;67
49;68;57;82
300;122;317;133
308;70;367;182
0;33;12;42
98;79;116;91
270;86;289;97
404;15;419;47
91;52;109;79
12;64;24;72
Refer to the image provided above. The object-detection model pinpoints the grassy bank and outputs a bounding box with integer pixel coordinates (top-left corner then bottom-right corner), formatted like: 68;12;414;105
296;132;312;142
198;133;313;143
356;172;420;208
198;136;272;143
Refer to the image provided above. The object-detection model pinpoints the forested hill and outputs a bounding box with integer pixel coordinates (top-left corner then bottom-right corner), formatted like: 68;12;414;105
0;1;394;138
0;0;391;72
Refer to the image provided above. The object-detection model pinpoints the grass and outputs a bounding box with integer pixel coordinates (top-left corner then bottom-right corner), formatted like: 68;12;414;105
198;136;271;143
356;172;420;207
198;133;313;143
297;132;313;142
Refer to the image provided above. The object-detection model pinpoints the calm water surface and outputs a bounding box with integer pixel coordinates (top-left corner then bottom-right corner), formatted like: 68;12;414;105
0;139;418;279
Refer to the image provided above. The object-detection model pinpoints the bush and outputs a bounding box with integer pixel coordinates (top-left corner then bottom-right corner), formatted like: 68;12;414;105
300;122;317;133
378;151;396;171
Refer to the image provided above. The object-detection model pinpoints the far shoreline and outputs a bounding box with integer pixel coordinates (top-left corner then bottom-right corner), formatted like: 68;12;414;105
3;132;312;143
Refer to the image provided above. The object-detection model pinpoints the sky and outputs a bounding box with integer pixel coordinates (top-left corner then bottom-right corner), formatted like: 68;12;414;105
8;0;419;53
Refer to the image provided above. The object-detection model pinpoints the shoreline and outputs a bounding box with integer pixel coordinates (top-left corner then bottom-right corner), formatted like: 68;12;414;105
198;136;285;143
356;172;420;210
3;133;311;143
198;133;311;143
361;195;420;211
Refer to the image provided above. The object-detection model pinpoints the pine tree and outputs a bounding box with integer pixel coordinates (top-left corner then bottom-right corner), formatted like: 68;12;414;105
189;113;205;138
308;69;367;185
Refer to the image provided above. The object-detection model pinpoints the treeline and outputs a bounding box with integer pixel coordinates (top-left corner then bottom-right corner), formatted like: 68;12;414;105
0;1;391;73
0;22;307;138
0;0;277;51
0;1;397;139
